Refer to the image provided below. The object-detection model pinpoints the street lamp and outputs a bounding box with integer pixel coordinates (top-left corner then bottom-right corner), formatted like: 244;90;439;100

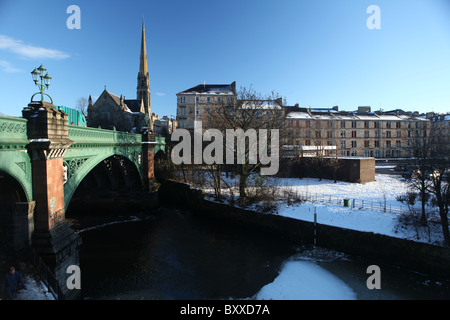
30;64;53;104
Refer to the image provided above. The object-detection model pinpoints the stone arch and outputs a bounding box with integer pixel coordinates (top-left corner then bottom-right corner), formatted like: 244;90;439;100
64;151;142;213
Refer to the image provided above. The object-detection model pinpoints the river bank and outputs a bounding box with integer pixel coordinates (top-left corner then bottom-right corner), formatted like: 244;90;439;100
158;179;450;280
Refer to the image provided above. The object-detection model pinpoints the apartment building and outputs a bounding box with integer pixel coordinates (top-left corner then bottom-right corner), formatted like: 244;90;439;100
283;106;430;159
426;112;450;155
176;82;237;131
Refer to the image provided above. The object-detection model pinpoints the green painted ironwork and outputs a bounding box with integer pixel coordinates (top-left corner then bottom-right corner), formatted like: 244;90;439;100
0;116;33;201
0;116;166;210
155;136;166;154
64;126;144;210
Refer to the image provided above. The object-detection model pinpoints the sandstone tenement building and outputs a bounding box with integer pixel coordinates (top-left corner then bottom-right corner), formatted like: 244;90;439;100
283;106;431;159
176;82;237;131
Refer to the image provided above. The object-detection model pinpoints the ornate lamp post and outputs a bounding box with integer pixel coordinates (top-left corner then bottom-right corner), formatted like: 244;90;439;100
30;64;53;104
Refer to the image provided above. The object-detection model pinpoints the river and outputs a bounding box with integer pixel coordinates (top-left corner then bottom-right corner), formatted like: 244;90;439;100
67;206;450;300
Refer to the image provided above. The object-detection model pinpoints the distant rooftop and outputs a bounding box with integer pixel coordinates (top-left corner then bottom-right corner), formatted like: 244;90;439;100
178;81;236;95
285;105;428;121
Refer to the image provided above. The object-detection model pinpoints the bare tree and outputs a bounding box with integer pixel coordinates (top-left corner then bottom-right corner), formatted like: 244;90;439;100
326;151;342;183
428;124;450;246
75;97;89;117
429;166;450;245
205;86;286;202
406;123;433;225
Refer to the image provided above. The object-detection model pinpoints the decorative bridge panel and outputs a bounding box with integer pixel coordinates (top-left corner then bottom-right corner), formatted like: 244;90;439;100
0;116;33;201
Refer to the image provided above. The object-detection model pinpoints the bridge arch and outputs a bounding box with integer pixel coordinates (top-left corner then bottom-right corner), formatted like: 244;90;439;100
0;170;31;258
0;153;33;202
64;150;143;212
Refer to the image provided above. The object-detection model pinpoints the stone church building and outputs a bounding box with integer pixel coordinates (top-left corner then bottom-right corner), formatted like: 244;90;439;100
87;20;152;132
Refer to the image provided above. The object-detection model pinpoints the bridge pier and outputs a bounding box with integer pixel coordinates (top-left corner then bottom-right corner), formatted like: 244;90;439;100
22;101;82;300
142;132;159;192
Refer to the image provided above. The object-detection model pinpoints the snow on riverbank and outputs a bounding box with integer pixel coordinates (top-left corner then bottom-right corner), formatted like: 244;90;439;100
13;275;55;300
208;174;444;245
271;174;444;245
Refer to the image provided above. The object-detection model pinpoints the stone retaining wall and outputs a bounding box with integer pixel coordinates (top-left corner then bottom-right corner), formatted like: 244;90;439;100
160;179;450;278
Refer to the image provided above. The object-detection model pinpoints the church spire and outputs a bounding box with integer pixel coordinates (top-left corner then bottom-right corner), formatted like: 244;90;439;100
137;18;151;116
139;19;148;76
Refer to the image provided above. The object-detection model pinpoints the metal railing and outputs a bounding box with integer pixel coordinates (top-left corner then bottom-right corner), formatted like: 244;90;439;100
290;191;408;215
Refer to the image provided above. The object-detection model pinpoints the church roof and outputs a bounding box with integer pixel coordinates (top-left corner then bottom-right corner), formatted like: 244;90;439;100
124;99;143;113
96;89;132;113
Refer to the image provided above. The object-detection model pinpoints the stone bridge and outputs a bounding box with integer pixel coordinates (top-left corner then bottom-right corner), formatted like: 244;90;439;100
0;101;165;299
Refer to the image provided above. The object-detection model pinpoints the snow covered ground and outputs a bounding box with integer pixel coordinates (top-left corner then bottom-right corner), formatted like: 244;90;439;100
271;174;444;245
206;173;445;245
1;274;56;300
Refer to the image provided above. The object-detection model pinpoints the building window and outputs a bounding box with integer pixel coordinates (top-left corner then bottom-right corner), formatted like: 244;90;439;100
352;121;357;129
196;108;200;116
340;130;346;137
341;121;346;128
305;140;311;146
364;121;370;129
306;130;311;138
218;97;222;104
352;141;357;148
327;131;333;138
364;131;369;138
351;131;357;138
375;140;380;148
396;130;401;138
179;107;186;117
396;140;401;148
180;96;186;104
196;96;199;104
207;96;211;104
386;122;392;129
386;131;391;138
364;150;370;157
374;150;380;157
179;119;186;128
364;140;370;148
341;141;346;149
315;131;321;138
386;140;391;148
396;121;401;129
351;150;357;156
374;121;380;129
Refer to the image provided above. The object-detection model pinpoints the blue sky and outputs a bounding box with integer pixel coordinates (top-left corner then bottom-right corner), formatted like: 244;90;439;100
0;0;449;118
